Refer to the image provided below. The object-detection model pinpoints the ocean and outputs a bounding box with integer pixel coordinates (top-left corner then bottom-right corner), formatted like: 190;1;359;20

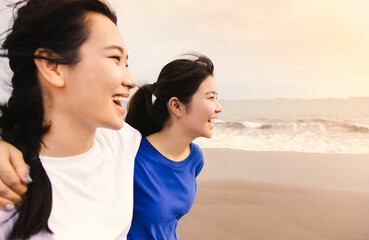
194;98;369;154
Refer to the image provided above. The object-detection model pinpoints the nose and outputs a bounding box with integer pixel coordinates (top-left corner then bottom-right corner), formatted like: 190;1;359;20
215;100;223;113
122;67;137;90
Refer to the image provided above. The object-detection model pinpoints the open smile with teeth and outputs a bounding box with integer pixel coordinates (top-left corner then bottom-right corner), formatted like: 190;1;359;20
112;96;128;106
208;118;216;128
208;117;217;123
112;95;128;114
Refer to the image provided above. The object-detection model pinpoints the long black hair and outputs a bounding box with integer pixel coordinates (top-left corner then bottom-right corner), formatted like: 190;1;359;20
126;54;214;137
0;0;116;239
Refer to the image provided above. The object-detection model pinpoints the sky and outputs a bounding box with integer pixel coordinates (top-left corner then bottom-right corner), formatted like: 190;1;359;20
1;0;369;100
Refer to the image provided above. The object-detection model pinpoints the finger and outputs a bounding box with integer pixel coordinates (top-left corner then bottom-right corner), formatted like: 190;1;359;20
0;155;28;196
0;198;16;212
1;174;28;196
8;143;31;184
0;180;23;208
0;144;28;195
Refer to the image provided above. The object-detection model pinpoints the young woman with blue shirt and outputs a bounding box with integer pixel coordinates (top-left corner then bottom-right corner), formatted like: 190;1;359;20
125;55;223;239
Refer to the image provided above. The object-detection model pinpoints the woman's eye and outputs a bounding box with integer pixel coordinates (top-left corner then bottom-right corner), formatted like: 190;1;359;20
111;56;121;62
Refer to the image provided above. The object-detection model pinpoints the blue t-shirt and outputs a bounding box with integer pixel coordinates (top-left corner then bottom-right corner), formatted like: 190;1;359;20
127;137;204;240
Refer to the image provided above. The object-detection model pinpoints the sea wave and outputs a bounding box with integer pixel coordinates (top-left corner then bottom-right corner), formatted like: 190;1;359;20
214;119;272;129
215;119;369;133
343;123;369;133
196;99;369;154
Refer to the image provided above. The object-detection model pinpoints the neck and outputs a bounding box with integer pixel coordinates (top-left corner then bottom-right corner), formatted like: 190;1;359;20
147;126;194;162
40;112;96;157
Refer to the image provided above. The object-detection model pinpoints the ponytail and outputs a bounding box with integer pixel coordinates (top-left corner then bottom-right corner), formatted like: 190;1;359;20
126;54;214;137
126;84;168;137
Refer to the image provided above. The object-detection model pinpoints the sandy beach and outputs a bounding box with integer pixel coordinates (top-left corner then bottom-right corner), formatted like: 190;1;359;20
177;148;369;240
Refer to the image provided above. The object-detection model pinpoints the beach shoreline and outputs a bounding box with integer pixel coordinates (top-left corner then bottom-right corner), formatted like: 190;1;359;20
177;148;369;240
197;148;369;191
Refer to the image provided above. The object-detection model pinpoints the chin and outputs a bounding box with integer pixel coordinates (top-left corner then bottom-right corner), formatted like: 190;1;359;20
203;131;213;138
104;119;124;130
114;121;124;130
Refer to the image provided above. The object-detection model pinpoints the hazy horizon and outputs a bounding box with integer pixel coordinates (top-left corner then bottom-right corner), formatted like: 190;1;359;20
1;0;369;101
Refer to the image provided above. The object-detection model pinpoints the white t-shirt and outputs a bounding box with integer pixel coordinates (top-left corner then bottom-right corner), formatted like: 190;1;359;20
0;123;141;240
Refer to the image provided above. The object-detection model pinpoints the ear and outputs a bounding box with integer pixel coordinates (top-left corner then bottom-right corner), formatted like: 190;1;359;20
34;48;65;88
168;97;185;119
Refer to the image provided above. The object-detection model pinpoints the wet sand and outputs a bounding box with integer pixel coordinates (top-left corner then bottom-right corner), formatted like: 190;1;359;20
177;149;369;240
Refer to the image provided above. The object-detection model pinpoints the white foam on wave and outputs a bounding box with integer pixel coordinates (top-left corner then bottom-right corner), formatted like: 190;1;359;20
195;120;369;154
215;119;273;129
242;121;265;129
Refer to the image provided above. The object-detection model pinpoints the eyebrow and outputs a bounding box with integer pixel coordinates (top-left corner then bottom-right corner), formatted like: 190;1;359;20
205;91;218;95
104;45;129;60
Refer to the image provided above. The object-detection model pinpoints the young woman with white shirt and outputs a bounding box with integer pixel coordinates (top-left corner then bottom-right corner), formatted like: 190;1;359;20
0;0;140;239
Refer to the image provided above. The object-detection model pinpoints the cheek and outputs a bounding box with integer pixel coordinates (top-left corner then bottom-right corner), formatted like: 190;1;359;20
84;67;118;92
185;99;214;121
192;105;214;121
201;103;216;117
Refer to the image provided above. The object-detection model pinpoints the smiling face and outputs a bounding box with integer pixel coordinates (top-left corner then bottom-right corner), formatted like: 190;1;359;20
58;12;136;130
180;75;223;139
